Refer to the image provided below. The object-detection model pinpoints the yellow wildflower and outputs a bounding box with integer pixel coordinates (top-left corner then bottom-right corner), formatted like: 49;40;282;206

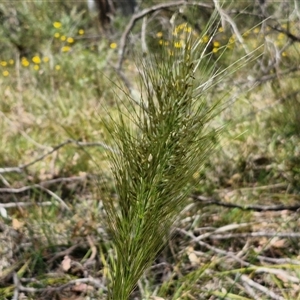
213;41;220;48
78;29;84;35
0;61;7;67
9;59;14;65
281;51;287;57
156;32;163;38
60;35;66;41
184;26;192;33
218;27;224;32
159;40;163;45
201;35;209;43
53;22;62;29
212;47;219;53
61;46;71;52
33;65;39;71
110;42;117;49
54;32;60;38
174;41;183;48
55;65;61;71
32;56;41;64
67;37;74;43
2;70;9;77
21;58;30;67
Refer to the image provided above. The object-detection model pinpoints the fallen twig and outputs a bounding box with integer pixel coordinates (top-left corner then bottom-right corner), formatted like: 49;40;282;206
241;274;284;300
192;194;300;211
0;184;70;210
0;139;117;174
206;232;300;239
0;201;52;208
17;277;107;293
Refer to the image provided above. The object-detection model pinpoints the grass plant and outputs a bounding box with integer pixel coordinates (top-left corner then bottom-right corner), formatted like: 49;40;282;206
102;14;259;299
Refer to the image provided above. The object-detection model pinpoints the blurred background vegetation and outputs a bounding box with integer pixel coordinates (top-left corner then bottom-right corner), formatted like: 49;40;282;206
0;1;300;299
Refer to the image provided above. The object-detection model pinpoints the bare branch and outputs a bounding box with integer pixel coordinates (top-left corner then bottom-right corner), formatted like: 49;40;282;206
0;201;52;208
0;139;117;174
241;275;285;300
192;194;300;212
206;232;300;240
117;0;214;71
17;277;106;293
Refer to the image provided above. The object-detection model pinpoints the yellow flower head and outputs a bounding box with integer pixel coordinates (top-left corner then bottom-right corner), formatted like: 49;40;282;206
110;42;117;49
33;65;39;71
60;35;66;41
174;41;184;48
213;41;220;48
184;26;192;33
43;57;49;63
78;29;84;35
156;32;163;38
201;35;209;43
9;59;14;65
54;32;60;38
0;61;7;67
61;46;71;52
2;70;9;77
55;65;61;71
53;22;62;29
21;58;30;67
32;56;41;64
67;37;74;43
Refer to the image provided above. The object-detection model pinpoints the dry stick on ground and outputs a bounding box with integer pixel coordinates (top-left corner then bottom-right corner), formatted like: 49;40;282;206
177;228;251;267
16;277;107;294
242;280;260;300
241;274;285;300
258;256;300;265
206;232;300;239
0;184;70;210
192;194;300;212
117;0;214;71
12;273;20;300
0;139;117;174
0;176;90;210
178;229;300;296
0;201;53;208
